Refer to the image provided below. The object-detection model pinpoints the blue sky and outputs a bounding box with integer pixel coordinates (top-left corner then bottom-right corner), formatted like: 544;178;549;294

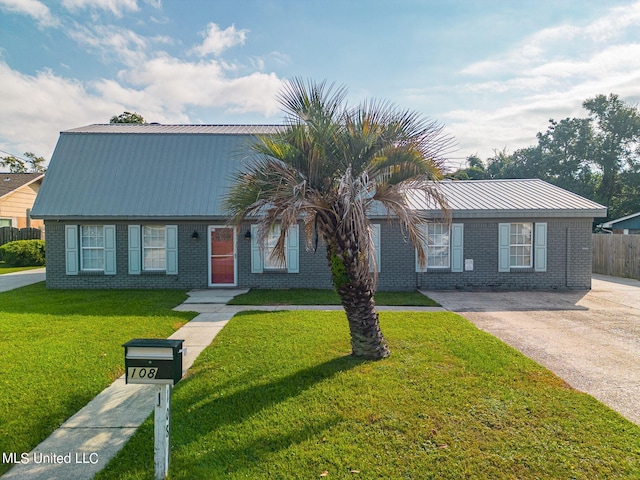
1;0;639;169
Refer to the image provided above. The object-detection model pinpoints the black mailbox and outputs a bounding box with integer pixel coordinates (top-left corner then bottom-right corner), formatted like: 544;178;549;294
123;338;184;385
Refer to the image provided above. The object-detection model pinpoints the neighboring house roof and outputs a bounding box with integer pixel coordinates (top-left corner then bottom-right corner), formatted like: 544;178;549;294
408;179;607;219
31;124;607;221
599;211;640;229
0;173;45;201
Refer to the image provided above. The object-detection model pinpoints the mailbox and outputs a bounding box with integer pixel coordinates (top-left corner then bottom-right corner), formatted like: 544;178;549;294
123;338;185;385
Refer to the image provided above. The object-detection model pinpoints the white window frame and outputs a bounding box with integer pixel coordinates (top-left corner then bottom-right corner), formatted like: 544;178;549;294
142;225;167;271
80;225;105;271
426;223;450;269
509;223;533;268
263;225;285;270
0;218;12;227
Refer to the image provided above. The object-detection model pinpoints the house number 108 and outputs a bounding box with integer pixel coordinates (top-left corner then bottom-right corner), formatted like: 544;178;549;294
128;367;158;380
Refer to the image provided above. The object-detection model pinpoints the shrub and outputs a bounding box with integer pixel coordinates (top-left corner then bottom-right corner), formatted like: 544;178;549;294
0;240;46;266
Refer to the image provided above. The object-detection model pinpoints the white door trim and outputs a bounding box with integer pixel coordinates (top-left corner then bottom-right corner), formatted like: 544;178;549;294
208;225;237;287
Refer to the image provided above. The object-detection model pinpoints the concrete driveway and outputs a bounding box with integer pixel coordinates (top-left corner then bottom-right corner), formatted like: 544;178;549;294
0;267;46;292
424;274;640;426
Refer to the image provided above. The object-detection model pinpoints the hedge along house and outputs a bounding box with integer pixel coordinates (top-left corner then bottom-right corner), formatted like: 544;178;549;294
31;124;607;291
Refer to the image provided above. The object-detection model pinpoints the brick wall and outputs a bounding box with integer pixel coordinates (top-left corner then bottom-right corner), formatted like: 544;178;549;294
44;218;594;291
373;218;593;291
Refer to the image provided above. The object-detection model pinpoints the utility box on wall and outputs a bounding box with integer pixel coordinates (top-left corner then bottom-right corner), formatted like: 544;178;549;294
123;338;184;385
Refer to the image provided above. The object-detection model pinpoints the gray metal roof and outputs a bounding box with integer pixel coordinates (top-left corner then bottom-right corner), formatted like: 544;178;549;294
31;125;271;220
63;124;284;135
408;179;606;218
32;125;607;221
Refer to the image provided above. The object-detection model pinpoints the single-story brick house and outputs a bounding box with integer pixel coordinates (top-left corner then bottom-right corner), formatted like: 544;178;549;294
31;124;607;291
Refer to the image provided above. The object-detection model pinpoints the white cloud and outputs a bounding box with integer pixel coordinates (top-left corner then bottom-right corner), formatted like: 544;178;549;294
191;23;248;57
68;23;150;66
0;61;120;158
439;1;640;161
113;54;282;115
0;0;59;27
61;0;139;17
0;19;283;158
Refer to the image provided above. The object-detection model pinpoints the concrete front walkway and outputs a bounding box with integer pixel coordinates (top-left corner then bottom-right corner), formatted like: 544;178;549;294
424;274;640;426
1;289;444;480
0;267;45;292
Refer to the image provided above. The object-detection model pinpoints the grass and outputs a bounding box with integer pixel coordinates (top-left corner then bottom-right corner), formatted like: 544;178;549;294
228;288;440;307
0;265;43;274
97;310;640;479
0;283;196;475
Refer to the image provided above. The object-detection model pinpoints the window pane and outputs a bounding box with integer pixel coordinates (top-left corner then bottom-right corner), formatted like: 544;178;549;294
80;226;104;270
143;226;166;270
81;225;104;248
82;248;104;270
143;226;165;246
509;223;532;267
426;224;450;268
264;226;285;269
144;248;166;270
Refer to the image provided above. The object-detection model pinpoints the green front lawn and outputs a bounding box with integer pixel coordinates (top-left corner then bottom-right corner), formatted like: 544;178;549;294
0;284;196;475
228;288;440;306
97;310;640;479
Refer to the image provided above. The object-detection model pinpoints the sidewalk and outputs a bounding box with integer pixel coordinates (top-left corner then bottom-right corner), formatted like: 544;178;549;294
0;268;45;292
2;290;444;479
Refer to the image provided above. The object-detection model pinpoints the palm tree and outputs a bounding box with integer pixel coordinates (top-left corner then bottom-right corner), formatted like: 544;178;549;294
224;78;453;359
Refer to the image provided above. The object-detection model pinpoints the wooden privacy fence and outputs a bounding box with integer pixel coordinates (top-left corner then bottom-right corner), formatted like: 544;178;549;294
592;234;640;280
0;227;43;247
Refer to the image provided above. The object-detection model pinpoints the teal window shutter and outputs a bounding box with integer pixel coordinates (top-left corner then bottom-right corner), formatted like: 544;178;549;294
498;223;511;272
104;225;117;275
65;225;78;275
451;223;464;272
166;225;178;275
286;224;299;273
128;225;141;275
534;223;547;272
250;224;263;273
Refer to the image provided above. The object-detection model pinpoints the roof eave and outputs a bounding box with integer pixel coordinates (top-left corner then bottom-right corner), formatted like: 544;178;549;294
416;208;608;219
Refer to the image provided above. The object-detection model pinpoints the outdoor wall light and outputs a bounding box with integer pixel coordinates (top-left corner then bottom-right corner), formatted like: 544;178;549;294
244;230;252;239
191;230;199;240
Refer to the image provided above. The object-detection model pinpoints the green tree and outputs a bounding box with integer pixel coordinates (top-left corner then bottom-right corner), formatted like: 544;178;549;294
0;155;27;173
109;111;145;124
582;94;640;210
23;152;47;173
449;155;489;180
0;152;47;173
224;79;452;359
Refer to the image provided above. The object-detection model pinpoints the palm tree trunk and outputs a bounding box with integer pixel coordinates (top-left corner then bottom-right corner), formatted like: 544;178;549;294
325;234;390;360
337;282;390;360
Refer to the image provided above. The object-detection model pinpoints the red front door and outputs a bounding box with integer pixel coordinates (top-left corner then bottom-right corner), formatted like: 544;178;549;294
209;227;236;286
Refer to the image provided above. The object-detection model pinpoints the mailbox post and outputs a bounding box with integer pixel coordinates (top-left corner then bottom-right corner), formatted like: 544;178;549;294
124;339;185;480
